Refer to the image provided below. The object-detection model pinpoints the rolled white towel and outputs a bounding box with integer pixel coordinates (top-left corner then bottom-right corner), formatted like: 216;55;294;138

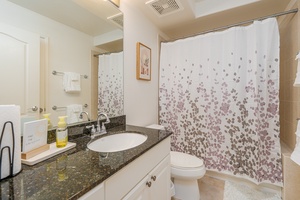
66;104;83;124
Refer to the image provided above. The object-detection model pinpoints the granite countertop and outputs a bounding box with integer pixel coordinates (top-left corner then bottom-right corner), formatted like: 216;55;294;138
0;125;172;200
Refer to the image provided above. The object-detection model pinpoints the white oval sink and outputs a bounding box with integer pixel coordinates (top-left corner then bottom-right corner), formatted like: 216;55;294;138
87;132;147;153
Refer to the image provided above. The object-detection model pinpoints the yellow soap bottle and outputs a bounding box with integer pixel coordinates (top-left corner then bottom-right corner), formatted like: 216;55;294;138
56;116;68;148
43;113;52;129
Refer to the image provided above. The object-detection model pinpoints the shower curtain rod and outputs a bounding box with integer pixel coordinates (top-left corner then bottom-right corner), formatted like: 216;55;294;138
93;50;123;57
168;8;298;42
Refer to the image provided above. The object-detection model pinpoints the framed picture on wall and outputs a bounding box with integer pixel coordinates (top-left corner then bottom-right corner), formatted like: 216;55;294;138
136;42;151;81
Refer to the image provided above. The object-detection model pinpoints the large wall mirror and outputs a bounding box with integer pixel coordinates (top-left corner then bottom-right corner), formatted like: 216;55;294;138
0;0;123;126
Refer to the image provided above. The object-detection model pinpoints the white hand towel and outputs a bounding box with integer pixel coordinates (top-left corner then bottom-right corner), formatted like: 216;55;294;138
293;53;300;87
66;104;83;124
0;105;22;179
63;72;81;92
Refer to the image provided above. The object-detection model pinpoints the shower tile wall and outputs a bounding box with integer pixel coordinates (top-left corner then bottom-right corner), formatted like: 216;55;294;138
279;2;300;200
282;151;300;200
279;3;299;151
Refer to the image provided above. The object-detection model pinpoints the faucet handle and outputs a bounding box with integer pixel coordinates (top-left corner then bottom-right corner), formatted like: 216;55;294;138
101;124;106;131
96;124;101;132
86;125;93;129
91;125;96;133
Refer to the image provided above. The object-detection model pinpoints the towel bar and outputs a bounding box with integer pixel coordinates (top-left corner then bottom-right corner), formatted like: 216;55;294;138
52;104;88;111
52;70;88;79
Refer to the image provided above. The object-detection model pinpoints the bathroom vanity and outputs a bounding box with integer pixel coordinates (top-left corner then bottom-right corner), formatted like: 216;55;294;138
80;136;170;200
0;123;172;199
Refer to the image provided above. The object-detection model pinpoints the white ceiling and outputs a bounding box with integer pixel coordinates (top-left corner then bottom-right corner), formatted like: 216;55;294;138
7;0;293;41
132;0;292;40
7;0;123;37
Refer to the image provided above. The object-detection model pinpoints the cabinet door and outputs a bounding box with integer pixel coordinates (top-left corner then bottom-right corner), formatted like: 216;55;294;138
0;22;40;118
122;155;170;200
79;183;104;200
149;155;170;200
122;175;150;200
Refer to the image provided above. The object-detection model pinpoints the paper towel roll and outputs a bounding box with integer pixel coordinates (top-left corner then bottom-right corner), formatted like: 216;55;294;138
0;105;22;179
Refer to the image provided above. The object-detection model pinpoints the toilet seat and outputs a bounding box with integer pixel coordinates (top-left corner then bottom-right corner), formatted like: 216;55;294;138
170;151;204;169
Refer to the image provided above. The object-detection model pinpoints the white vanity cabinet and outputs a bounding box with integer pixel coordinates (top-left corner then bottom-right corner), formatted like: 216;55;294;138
105;136;171;199
80;136;171;200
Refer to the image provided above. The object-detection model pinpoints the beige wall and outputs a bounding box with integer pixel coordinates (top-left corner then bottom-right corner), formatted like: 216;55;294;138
279;2;299;150
279;1;300;199
120;0;162;126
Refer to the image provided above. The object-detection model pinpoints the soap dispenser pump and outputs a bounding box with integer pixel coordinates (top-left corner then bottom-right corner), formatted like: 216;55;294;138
56;116;68;148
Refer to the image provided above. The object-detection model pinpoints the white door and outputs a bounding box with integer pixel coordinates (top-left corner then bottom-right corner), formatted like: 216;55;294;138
0;22;40;118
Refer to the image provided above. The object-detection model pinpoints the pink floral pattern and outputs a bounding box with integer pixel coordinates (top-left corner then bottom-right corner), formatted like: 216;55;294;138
159;19;282;186
98;52;123;117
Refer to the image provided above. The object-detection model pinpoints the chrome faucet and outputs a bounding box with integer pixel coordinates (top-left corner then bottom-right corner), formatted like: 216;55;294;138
96;113;110;134
79;111;90;121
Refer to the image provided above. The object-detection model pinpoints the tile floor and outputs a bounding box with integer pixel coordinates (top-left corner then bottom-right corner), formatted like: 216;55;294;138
198;175;225;200
196;175;281;200
171;175;225;200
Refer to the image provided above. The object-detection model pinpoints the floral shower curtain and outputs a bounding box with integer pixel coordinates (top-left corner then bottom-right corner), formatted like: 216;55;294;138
98;52;123;117
159;18;282;186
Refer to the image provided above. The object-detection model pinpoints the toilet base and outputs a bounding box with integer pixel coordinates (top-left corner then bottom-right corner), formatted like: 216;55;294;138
173;178;200;200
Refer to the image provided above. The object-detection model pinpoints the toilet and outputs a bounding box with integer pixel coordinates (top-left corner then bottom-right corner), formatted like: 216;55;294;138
170;151;206;200
145;124;206;200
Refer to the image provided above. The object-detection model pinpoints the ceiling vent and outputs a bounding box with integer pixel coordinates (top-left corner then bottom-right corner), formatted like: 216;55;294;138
145;0;184;17
107;13;123;29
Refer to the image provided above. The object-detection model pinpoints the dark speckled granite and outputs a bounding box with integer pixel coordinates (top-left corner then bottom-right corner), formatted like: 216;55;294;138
0;116;172;200
47;115;127;144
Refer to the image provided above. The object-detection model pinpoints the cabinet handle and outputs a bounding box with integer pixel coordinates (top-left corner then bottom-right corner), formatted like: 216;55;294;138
31;106;38;112
146;181;152;187
151;176;156;181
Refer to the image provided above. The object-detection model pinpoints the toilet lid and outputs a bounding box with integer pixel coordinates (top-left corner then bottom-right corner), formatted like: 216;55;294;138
170;151;203;168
